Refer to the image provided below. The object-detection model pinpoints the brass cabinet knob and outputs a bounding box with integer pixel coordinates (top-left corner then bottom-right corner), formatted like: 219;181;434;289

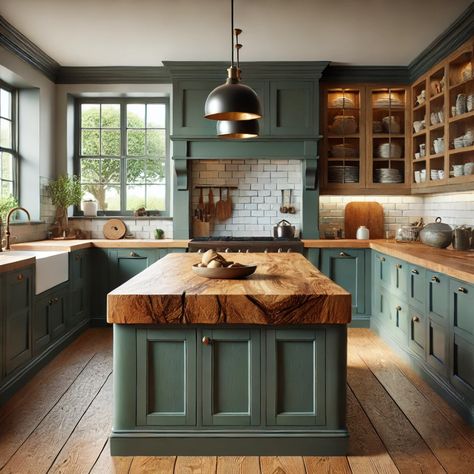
129;251;140;257
412;316;420;322
396;264;402;269
339;251;349;257
201;336;211;346
457;287;468;294
17;273;23;281
396;305;402;311
431;276;440;283
49;299;54;305
411;269;419;275
379;256;385;262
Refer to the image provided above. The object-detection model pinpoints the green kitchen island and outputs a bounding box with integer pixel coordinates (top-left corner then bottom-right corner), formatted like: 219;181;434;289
107;252;351;456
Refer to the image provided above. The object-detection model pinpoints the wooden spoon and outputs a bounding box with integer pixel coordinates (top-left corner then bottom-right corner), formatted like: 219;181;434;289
225;187;232;219
288;189;296;214
208;188;215;217
216;187;227;221
198;188;204;210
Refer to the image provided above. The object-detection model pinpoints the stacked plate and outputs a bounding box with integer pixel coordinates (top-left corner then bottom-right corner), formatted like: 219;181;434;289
374;168;403;184
328;165;359;183
375;95;403;108
378;142;402;158
332;96;354;108
330;144;357;158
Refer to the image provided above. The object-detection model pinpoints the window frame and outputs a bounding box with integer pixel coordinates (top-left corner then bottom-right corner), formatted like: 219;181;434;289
74;97;170;216
0;80;19;201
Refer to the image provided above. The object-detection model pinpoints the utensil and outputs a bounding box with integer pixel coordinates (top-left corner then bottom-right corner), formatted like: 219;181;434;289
280;190;288;213
273;219;295;238
419;217;452;248
192;263;257;279
208;188;215;217
216;187;227;221
225;187;232;219
198;188;204;210
288;189;296;214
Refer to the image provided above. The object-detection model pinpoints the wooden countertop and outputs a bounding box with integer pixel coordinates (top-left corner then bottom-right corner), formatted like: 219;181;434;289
303;239;372;248
107;253;352;325
0;253;35;273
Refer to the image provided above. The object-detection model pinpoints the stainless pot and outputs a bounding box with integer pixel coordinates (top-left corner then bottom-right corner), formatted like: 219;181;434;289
419;217;452;248
273;219;295;238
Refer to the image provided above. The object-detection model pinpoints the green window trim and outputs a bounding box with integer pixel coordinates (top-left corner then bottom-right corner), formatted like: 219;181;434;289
74;97;170;216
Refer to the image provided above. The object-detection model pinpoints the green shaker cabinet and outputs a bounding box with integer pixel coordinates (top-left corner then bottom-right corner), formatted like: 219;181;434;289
4;267;33;375
373;251;391;288
407;264;426;313
202;328;260;426
408;308;426;358
320;249;367;316
69;250;90;328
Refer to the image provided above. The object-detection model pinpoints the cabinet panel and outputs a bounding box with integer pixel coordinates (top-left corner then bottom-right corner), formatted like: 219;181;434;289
373;252;391;288
427;271;449;325
321;249;365;314
408;308;425;358
408;264;426;313
427;317;449;377
109;249;158;290
390;258;407;297
202;329;260;426
33;295;51;355
270;81;314;136
452;333;474;394
137;329;196;426
387;295;408;345
69;249;90;327
450;280;474;338
267;328;325;426
5;268;33;375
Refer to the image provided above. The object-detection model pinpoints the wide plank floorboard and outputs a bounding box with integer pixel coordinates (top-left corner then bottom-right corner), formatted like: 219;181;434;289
0;327;472;473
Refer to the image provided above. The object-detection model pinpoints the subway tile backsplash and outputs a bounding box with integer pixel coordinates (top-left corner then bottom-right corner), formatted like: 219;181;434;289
191;160;302;237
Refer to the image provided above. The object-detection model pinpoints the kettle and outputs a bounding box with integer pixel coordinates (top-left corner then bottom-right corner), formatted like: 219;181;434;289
273;219;296;239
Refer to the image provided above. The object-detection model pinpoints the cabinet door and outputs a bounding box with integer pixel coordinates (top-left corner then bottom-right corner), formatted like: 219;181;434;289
373;252;391;288
89;248;109;323
450;280;474;339
387;297;408;345
451;333;474;396
5;268;33;375
50;288;68;340
109;249;158;289
390;258;407;297
408;264;426;313
202;329;260;426
137;329;196;426
33;294;52;355
427;317;449;377
69;250;90;327
427;271;449;325
266;328;325;426
408;308;426;359
321;249;365;314
270;81;314;136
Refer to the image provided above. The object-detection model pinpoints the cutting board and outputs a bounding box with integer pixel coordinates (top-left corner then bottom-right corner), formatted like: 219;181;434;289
344;202;384;239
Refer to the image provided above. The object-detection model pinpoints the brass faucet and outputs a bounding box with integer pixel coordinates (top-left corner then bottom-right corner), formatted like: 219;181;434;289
4;207;31;251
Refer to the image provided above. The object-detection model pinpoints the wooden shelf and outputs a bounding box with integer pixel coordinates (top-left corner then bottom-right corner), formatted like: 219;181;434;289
327;134;360;139
449;76;473;91
449;145;474;156
430;91;445;101
412;157;427;162
372;133;405;138
326;157;361;161
429;123;445;131
327;107;360;111
413;103;426;112
373;158;405;162
412;130;427;138
428;153;445;159
449;110;474;123
372;105;405;110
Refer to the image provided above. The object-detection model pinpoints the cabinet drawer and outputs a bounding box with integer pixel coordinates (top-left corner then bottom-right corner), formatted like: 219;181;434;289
373;252;391;288
427;271;449;325
387;297;408;345
202;329;260;426
408;264;426;313
137;329;196;426
450;280;474;338
266;328;325;426
451;333;474;395
427;317;449;378
408;309;425;359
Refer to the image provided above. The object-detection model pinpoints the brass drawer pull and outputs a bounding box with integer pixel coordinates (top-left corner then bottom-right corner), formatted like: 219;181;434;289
396;305;402;311
17;273;24;281
396;264;402;269
129;251;140;258
457;287;468;294
201;336;211;346
431;276;440;283
411;269;419;275
379;256;385;262
339;251;349;257
412;316;420;323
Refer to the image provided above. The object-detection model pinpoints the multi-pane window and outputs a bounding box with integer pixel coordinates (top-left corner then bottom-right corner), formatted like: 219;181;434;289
0;84;16;199
77;99;168;214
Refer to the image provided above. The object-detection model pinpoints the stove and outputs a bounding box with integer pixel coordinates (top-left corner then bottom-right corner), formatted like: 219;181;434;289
188;236;304;254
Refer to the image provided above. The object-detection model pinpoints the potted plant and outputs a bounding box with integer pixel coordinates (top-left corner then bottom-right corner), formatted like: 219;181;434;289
47;175;83;236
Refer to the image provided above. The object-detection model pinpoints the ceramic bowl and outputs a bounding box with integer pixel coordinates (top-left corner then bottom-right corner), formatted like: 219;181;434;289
464;162;474;175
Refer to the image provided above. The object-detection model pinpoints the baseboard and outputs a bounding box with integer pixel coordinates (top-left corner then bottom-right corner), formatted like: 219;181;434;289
349;316;370;328
0;320;89;405
370;317;474;425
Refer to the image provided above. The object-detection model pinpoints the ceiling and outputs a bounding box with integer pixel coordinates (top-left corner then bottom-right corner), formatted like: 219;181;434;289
0;0;471;67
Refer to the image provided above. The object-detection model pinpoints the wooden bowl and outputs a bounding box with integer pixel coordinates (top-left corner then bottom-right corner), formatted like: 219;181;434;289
192;264;257;279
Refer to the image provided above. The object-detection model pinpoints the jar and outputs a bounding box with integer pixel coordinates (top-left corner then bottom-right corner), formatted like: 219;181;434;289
82;200;97;217
356;226;370;240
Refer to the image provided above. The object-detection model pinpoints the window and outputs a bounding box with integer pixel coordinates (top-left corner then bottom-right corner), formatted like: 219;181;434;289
76;98;169;214
0;83;17;199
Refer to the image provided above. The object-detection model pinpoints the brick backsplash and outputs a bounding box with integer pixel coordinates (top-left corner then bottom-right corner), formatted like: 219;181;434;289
191;160;302;237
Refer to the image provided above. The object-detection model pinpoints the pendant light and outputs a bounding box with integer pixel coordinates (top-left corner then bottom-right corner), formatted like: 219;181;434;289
204;0;262;121
217;40;259;138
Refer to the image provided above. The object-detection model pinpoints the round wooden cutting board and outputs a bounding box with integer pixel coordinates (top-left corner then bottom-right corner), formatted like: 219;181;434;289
103;218;127;239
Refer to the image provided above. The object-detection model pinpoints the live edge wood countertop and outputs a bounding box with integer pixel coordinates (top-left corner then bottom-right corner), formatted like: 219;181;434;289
107;252;352;325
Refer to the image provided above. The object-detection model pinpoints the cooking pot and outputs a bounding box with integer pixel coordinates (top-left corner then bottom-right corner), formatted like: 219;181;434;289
419;217;452;248
273;219;295;239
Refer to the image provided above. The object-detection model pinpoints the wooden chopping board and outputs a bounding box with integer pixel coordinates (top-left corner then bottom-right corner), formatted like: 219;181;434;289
344;202;384;239
103;218;127;239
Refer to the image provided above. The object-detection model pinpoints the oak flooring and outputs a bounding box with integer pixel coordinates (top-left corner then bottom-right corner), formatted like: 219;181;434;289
0;328;473;473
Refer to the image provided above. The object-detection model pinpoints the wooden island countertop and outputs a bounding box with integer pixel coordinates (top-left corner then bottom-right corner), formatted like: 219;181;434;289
107;252;351;325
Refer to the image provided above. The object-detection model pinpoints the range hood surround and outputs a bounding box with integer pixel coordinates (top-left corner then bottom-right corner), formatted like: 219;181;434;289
167;61;329;239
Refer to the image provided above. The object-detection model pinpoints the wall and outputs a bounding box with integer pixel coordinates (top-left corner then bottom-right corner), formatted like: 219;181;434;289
320;191;474;237
191;159;302;237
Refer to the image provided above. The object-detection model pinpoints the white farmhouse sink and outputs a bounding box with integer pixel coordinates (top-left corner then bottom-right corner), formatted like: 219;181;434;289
9;250;69;295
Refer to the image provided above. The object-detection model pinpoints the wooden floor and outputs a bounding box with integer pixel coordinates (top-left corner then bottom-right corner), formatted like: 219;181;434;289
0;328;473;473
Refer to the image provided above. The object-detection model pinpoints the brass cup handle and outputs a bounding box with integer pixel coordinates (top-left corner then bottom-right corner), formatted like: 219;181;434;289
202;336;211;346
378;256;386;262
17;273;24;281
129;251;140;258
457;287;468;294
411;269;419;275
396;305;402;311
412;316;420;322
339;251;349;257
431;276;440;283
396;264;402;269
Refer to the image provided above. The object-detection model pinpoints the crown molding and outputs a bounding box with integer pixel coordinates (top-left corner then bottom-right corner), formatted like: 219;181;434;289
321;65;410;84
0;15;59;82
56;66;171;84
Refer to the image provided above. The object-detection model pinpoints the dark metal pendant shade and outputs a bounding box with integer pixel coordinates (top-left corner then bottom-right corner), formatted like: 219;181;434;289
217;118;259;139
204;68;262;121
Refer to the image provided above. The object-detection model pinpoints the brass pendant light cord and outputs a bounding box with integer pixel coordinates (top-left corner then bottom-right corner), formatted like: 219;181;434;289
231;0;234;67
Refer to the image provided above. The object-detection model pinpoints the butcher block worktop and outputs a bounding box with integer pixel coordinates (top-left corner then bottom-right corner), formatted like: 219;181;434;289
107;252;352;325
0;253;35;273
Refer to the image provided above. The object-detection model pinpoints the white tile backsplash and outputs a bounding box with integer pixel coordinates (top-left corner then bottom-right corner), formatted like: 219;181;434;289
191;160;302;237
